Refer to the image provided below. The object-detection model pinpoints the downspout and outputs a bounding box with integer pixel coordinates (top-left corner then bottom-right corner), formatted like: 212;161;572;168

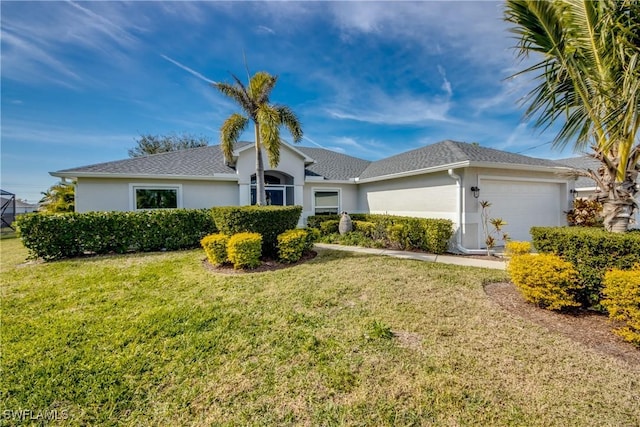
447;169;486;255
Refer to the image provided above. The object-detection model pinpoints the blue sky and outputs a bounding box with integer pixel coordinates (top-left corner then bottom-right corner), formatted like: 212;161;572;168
1;1;576;203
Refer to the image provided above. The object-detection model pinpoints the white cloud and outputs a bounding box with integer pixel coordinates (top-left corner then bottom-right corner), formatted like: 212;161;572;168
257;25;276;35
326;91;452;126
437;65;453;97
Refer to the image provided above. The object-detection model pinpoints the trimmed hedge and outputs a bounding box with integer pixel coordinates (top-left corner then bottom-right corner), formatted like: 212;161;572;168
211;206;302;256
531;227;640;308
601;265;640;347
201;233;229;266
508;253;581;311
227;232;262;269
308;214;453;254
16;209;217;261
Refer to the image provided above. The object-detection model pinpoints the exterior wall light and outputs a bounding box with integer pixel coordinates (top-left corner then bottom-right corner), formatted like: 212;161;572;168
470;186;480;198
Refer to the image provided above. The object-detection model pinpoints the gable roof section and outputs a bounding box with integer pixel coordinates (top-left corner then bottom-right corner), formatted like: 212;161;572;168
358;140;563;180
297;147;371;181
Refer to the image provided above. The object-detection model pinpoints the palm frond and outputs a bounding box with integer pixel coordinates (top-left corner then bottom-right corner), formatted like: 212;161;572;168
220;113;249;163
249;71;278;106
276;105;303;143
257;104;281;168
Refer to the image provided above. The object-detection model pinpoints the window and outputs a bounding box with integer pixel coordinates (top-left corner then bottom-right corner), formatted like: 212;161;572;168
314;190;339;214
132;186;180;210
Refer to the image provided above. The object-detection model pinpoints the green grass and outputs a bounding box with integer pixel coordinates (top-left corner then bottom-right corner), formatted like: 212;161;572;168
1;237;639;426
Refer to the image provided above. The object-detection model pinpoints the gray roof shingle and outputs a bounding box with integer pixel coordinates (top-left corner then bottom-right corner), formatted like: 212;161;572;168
297;147;371;181
54;140;567;181
56;145;237;176
358;140;562;179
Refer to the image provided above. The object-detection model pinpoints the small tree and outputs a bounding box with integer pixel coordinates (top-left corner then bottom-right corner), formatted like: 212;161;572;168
39;181;75;213
128;133;209;157
480;200;508;256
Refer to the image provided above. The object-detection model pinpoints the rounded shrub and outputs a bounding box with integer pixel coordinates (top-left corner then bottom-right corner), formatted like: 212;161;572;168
201;233;229;266
601;265;640;347
277;229;309;263
319;220;339;235
508;253;581;311
211;206;301;257
227;232;262;269
352;220;376;237
505;241;532;257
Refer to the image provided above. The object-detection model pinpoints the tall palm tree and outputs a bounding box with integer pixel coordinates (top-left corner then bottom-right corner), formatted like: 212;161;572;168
505;0;640;231
213;71;303;205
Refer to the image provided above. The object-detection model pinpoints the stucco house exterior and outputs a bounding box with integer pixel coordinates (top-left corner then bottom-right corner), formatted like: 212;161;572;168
51;140;575;251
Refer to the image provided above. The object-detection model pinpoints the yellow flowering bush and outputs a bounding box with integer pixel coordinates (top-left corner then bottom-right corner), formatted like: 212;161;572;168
601;265;640;347
508;253;581;310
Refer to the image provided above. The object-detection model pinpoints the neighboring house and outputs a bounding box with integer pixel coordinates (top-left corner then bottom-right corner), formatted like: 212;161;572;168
51;140;574;251
1;193;38;228
558;155;640;228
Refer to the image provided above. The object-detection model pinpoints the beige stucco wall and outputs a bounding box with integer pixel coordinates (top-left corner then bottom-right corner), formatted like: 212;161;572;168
357;172;457;221
75;178;238;212
235;145;306;185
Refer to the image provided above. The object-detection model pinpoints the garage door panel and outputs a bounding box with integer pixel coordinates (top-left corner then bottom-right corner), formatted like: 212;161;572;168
480;180;564;242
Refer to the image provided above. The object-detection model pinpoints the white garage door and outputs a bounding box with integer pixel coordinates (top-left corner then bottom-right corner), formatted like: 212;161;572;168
480;179;565;242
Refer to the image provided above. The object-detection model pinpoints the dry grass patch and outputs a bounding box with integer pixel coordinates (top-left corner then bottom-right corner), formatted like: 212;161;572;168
1;239;639;425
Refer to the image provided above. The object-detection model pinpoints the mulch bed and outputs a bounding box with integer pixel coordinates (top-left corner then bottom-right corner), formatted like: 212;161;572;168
202;250;318;274
484;282;640;366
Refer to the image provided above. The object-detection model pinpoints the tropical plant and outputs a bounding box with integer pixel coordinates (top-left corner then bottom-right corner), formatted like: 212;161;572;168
39;181;75;213
213;71;303;205
128;133;209;157
479;200;509;255
505;0;640;232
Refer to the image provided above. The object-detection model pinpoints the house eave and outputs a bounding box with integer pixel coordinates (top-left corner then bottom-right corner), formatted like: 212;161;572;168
469;162;572;174
50;171;239;182
355;161;470;183
304;177;358;184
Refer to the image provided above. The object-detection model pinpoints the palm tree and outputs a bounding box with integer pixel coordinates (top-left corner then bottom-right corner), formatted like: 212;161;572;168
504;0;640;231
39;181;75;213
213;72;303;205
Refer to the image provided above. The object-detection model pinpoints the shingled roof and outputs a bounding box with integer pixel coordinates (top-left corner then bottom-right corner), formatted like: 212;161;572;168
358;140;563;180
55;145;236;177
53;140;566;182
297;147;371;181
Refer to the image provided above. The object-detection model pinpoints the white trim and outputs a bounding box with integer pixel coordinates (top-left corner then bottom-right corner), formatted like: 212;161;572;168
233;141;315;164
477;174;569;185
304;177;357;184
51;172;238;182
129;183;183;211
311;187;342;215
355;161;469;183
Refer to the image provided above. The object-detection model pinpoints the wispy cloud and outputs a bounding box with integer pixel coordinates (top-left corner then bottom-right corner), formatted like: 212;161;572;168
160;55;217;84
257;25;275;35
326;92;452;126
437;65;453;97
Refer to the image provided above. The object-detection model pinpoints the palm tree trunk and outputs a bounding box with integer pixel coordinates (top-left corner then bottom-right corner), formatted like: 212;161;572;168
254;123;266;206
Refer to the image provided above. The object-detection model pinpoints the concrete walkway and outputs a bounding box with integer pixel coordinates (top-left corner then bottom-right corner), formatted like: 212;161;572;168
314;243;507;270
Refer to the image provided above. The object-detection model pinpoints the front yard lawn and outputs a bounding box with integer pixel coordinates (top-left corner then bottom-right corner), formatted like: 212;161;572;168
1;237;639;425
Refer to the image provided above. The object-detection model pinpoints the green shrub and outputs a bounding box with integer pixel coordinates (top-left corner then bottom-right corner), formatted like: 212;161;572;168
201;233;229;266
422;219;454;254
352;220;376;237
211;206;302;257
508;253;581;311
16;209;217;261
307;214;339;229
387;224;410;250
304;227;320;251
227;232;262;269
277;229;309;263
601;265;640;347
531;227;640;308
319;220;339;235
